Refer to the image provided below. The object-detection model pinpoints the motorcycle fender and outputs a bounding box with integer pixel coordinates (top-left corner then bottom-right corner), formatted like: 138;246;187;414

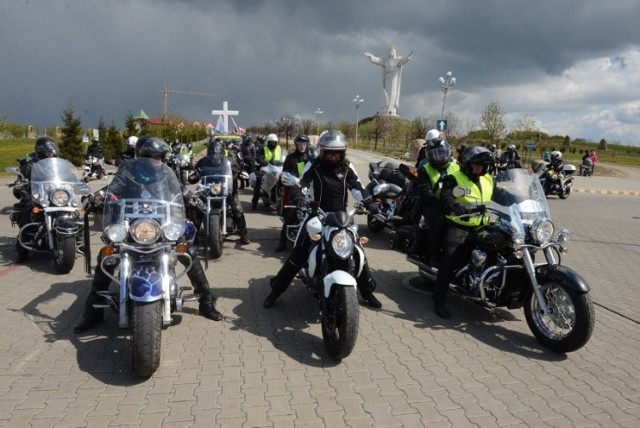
307;244;318;277
128;264;165;302
53;216;80;235
354;245;365;278
536;264;590;293
322;270;357;298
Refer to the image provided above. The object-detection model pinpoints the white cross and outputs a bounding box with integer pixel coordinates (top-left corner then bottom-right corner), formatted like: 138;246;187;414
211;101;239;133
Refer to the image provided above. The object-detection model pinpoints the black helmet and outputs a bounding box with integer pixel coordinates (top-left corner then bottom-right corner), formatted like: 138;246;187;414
91;137;100;144
294;134;310;146
461;146;493;177
135;136;169;159
426;140;452;168
507;144;516;153
34;137;59;159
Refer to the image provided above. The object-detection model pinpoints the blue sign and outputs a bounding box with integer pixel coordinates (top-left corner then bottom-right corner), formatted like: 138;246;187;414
437;120;448;131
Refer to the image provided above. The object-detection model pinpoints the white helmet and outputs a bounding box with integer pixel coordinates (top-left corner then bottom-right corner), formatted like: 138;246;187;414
551;150;562;160
425;129;442;142
266;133;278;143
126;136;138;148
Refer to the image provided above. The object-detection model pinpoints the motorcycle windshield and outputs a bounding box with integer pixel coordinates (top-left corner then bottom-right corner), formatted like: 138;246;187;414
103;158;185;229
199;158;233;197
492;168;551;226
30;157;91;205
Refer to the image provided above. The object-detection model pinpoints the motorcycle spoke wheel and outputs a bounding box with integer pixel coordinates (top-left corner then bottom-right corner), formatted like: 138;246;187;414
524;281;595;353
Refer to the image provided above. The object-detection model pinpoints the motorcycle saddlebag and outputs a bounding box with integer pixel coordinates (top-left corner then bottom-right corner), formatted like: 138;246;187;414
389;225;426;254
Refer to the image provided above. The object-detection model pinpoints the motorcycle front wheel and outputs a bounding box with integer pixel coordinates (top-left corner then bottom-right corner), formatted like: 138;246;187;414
132;300;162;378
322;286;359;360
524;281;595;353
53;234;76;274
207;214;224;259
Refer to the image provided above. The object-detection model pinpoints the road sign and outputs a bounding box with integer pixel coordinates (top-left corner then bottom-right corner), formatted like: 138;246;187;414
437;120;448;131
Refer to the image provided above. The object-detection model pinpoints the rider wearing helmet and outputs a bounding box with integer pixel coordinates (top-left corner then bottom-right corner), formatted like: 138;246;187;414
415;129;443;168
115;135;138;166
413;136;460;264
433;146;496;319
263;130;383;310
275;134;311;252
499;144;522;169
15;137;61;263
251;133;285;210
194;139;250;245
74;136;223;334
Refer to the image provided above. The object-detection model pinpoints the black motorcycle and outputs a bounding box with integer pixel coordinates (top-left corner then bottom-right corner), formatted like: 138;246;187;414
12;158;91;273
394;168;594;353
538;163;576;199
364;160;417;233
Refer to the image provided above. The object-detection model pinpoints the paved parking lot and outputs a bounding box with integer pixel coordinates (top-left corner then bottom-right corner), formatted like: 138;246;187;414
0;151;639;427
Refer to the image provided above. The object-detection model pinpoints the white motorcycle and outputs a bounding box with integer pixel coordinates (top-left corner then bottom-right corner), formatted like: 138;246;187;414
249;155;286;210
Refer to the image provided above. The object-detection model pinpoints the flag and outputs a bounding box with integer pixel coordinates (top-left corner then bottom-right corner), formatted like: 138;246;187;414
214;115;226;133
231;117;246;135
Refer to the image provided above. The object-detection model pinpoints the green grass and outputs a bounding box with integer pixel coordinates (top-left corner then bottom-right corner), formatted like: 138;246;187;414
0;138;35;175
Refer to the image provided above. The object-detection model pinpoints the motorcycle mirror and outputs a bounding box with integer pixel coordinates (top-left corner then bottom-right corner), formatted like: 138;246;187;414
452;186;470;198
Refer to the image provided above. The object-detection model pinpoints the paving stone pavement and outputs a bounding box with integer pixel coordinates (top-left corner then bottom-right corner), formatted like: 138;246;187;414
0;152;639;427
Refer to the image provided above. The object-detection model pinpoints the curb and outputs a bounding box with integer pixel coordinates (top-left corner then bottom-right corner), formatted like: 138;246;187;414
573;188;640;196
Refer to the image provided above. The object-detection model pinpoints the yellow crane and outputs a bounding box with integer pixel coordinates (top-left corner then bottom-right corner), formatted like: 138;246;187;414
160;84;217;120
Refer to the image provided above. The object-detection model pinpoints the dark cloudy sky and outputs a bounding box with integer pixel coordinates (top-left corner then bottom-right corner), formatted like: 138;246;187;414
2;0;640;144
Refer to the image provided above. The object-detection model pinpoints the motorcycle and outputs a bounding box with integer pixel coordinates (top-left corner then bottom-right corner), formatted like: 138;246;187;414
397;168;594;353
295;201;366;360
249;156;286;210
13;157;92;273
364;160;417;233
538;163;576;199
168;151;194;185
187;153;238;259
96;159;195;377
82;156;107;182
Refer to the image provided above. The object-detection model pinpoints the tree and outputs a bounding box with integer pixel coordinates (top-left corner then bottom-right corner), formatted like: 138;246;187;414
124;111;138;138
480;100;507;142
563;135;572;147
59;104;84;166
300;118;314;135
514;113;540;133
276;115;297;150
104;120;124;161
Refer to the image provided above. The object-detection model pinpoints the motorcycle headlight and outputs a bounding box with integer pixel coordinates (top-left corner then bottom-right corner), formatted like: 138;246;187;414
50;189;70;207
131;219;162;244
163;223;183;241
531;218;554;245
330;229;354;260
105;224;128;243
210;183;223;195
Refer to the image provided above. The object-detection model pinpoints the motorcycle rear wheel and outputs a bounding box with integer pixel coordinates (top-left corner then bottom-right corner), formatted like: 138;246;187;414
559;186;570;199
207;214;224;259
322;286;359;360
53;235;76;274
524;281;594;353
132;301;162;378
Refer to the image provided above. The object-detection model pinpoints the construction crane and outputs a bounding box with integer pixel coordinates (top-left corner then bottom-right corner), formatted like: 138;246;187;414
160;83;217;120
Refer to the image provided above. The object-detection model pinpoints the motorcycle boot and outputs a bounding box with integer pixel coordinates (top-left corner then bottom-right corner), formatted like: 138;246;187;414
231;205;250;245
16;241;29;264
357;263;382;309
184;249;222;321
263;259;299;308
74;288;106;333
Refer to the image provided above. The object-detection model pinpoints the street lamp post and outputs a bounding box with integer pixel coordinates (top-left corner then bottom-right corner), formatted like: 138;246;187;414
438;71;456;120
352;95;364;148
294;114;301;134
314;108;323;135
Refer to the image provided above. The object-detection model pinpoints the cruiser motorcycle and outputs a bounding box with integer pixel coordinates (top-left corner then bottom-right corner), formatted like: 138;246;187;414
96;159;195;377
13;157;91;273
365;160;417;233
397;168;594;353
295;202;366;360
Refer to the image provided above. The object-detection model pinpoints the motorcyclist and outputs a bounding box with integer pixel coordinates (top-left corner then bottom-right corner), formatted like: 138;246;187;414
115;135;138;166
74;136;223;334
412;137;459;264
193;139;251;245
15;137;60;263
499;144;522;169
487;143;500;175
542;150;565;193
415;129;442;168
251;133;285;210
86;137;106;172
275;134;311;252
263;130;383;310
433;146;496;319
241;135;256;172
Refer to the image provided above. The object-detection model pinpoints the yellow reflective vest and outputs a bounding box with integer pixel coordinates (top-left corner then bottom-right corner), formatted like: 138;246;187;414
424;162;460;196
263;145;283;163
445;171;493;227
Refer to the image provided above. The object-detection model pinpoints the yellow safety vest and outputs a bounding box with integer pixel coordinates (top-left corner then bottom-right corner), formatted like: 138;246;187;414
263;145;283;163
424;162;460;196
445;171;493;227
296;161;305;177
